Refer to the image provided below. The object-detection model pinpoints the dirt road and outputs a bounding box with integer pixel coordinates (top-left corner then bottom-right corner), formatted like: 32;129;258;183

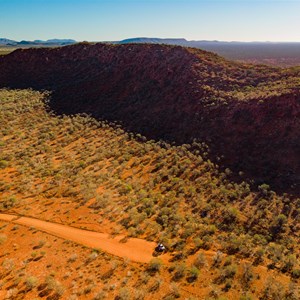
0;213;159;263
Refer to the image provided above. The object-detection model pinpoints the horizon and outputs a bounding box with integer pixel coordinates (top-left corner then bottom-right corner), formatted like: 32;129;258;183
3;36;300;44
1;0;300;43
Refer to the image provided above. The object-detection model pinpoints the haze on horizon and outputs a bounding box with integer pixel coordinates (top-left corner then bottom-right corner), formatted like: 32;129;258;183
1;0;300;43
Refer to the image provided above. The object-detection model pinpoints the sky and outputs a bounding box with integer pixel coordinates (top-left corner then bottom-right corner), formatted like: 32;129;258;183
1;0;300;42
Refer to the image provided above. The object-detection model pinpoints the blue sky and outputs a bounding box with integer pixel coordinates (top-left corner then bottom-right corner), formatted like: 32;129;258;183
1;0;300;42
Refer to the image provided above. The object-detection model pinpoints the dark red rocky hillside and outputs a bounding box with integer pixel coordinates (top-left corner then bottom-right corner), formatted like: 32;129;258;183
0;43;299;194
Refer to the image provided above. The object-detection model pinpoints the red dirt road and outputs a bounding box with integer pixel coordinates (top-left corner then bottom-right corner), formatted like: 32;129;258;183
0;213;159;263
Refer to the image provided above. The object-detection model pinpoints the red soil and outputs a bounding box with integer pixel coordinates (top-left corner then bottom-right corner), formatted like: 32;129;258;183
0;213;163;263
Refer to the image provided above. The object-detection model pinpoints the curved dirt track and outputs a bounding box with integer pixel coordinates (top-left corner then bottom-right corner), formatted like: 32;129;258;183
0;213;160;263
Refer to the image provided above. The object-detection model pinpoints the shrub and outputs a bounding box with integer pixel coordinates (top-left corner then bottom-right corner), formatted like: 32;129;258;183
172;263;186;281
261;277;284;300
2;258;15;271
187;266;200;282
116;287;130;300
68;254;78;263
240;263;254;290
169;282;180;298
253;247;265;265
83;284;94;294
25;276;38;290
134;289;146;300
93;291;107;300
89;195;109;209
1;196;17;209
270;214;288;236
281;255;296;273
86;251;98;264
5;288;18;299
0;160;9;169
0;234;7;245
291;269;300;279
148;277;163;292
148;258;163;274
193;253;206;269
212;251;223;267
216;264;237;284
285;282;299;300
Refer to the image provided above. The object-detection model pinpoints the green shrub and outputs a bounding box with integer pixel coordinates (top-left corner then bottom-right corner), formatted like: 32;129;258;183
148;258;163;274
291;269;300;279
0;160;8;169
187;266;200;282
25;276;38;290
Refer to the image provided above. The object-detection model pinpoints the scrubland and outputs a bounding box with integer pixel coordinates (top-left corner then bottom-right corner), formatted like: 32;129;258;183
0;89;299;299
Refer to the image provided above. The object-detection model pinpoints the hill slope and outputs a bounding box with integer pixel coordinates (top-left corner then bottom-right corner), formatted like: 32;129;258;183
0;89;299;299
0;43;299;194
